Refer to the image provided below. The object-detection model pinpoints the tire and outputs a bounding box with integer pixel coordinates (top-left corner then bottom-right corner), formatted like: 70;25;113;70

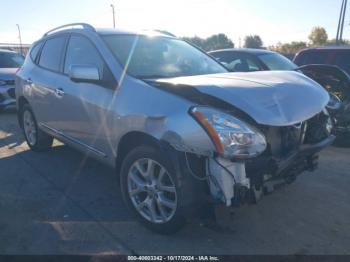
21;104;53;152
120;145;196;234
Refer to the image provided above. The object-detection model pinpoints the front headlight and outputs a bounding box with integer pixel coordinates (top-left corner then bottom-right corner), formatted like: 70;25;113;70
190;106;267;159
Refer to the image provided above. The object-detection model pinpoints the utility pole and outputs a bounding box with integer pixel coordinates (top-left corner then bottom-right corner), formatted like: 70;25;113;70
16;24;23;55
340;0;348;41
110;4;116;28
336;0;348;44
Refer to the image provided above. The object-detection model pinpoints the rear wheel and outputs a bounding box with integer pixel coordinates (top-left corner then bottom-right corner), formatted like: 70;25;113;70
120;145;188;234
21;104;53;152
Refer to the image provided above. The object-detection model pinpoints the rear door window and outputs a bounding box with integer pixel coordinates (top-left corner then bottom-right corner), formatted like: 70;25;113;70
39;36;66;72
298;51;328;65
211;52;262;72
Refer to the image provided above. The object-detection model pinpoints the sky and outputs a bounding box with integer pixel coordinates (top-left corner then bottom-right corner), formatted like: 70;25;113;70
0;0;348;47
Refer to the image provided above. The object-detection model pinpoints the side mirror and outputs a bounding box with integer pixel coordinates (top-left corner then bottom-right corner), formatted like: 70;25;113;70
69;65;100;83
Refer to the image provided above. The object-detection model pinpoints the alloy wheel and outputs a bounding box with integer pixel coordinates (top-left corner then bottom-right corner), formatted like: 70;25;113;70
23;110;37;146
127;158;177;224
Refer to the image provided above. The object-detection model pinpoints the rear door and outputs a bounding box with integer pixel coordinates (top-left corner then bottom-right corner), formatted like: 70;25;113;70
29;35;67;128
53;34;117;158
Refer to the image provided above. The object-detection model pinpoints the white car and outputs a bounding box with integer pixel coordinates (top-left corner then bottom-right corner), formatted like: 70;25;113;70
0;49;24;112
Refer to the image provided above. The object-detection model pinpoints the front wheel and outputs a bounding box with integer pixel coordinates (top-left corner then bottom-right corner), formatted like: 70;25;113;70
120;145;188;234
21;104;53;152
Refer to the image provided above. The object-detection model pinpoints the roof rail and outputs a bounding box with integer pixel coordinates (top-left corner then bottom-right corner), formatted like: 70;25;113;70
43;23;96;37
153;30;176;37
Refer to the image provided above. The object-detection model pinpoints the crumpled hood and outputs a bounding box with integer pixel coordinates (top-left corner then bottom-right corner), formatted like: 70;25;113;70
156;71;330;126
0;68;17;81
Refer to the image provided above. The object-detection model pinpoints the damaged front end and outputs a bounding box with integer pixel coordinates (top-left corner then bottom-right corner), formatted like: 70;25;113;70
193;108;335;207
151;71;335;207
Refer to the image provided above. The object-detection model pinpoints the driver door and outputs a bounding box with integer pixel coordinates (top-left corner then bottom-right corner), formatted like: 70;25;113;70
53;34;118;159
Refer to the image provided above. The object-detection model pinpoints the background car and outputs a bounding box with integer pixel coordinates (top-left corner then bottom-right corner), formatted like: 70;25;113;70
0;49;25;112
294;47;350;146
293;46;350;74
208;48;297;72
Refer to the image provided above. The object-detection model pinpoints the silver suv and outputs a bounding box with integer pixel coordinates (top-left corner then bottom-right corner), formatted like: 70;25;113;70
16;23;335;234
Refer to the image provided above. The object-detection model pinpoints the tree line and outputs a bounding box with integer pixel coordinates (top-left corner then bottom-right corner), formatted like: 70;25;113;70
182;27;348;55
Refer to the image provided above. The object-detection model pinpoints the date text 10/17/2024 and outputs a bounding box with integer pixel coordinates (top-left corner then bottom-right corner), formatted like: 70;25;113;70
127;256;220;261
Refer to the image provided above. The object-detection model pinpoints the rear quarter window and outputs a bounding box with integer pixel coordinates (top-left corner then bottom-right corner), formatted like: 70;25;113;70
30;42;43;62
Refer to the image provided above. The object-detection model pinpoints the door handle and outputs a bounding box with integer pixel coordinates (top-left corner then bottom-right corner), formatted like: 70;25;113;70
55;88;65;97
26;78;33;85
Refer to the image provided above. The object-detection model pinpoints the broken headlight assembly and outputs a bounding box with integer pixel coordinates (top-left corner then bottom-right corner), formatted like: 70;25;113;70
190;106;267;159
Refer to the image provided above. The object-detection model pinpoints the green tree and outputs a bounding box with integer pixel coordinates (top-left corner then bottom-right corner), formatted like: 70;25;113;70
244;35;263;49
204;34;234;51
270;41;307;55
308;27;328;46
182;34;234;51
181;36;206;50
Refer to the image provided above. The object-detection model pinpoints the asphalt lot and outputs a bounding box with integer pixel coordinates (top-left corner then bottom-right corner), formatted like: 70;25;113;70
0;110;349;255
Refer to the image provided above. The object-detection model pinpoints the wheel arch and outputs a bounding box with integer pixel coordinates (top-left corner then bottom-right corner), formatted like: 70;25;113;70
17;96;30;128
115;131;163;175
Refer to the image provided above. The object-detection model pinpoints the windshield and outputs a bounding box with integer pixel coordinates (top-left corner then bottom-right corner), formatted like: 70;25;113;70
0;52;25;68
102;35;227;79
258;53;297;71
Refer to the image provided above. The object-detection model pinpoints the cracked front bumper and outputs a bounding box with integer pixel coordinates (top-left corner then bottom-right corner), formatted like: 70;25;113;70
275;135;336;176
207;135;336;206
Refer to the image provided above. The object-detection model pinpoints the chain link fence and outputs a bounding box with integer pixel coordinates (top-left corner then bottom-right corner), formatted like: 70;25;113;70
0;43;31;56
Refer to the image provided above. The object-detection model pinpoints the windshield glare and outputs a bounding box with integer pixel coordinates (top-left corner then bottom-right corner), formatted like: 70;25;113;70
258;53;297;71
0;52;25;68
103;35;227;79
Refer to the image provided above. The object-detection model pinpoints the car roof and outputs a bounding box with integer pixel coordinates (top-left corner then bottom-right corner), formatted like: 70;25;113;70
209;48;275;55
41;27;175;40
96;28;175;37
299;46;350;52
38;23;177;44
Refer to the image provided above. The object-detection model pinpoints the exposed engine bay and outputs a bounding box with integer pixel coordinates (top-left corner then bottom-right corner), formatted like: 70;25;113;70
203;110;334;207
